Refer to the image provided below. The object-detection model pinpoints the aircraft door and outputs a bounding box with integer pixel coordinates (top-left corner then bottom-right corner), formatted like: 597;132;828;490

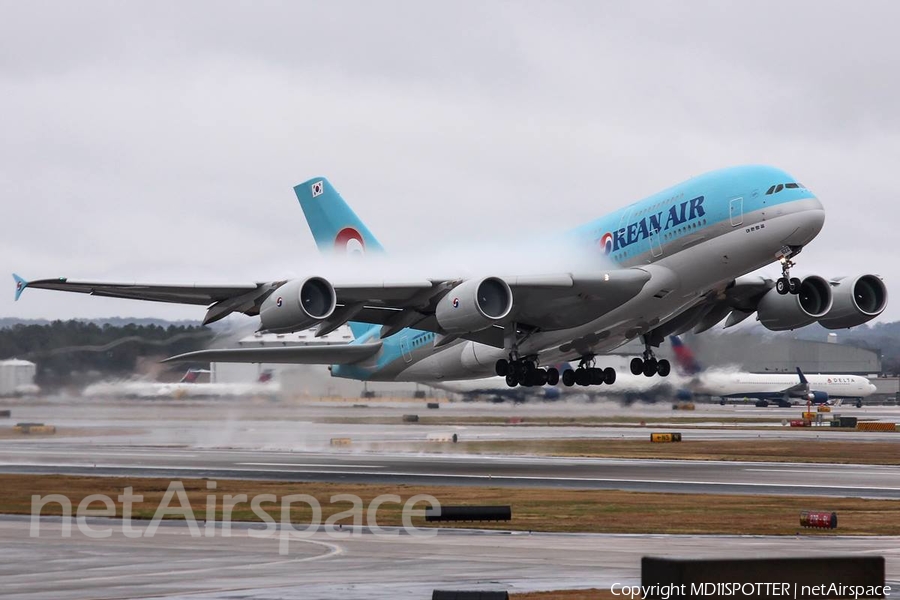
729;197;743;226
649;228;663;257
400;336;413;363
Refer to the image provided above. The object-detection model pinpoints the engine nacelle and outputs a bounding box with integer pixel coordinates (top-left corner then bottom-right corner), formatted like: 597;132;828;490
807;391;829;404
435;277;513;334
757;275;832;331
259;277;336;333
817;274;887;329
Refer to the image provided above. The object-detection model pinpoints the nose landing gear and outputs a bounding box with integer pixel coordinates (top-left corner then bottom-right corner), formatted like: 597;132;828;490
775;247;801;296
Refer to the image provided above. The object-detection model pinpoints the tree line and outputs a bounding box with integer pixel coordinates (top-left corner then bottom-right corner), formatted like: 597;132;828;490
0;320;213;385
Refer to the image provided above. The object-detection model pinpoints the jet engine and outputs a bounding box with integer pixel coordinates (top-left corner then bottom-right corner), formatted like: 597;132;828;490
435;277;513;334
817;275;887;329
807;391;829;404
757;275;832;331
259;277;336;333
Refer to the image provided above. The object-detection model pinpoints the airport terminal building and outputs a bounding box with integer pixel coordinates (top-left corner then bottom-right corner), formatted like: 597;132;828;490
671;333;881;376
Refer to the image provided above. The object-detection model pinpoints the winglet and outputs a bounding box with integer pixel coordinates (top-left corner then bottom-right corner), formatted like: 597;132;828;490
796;367;808;385
12;274;27;301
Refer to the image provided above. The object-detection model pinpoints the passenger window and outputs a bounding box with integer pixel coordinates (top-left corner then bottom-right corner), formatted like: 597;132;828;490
766;185;776;195
775;184;784;193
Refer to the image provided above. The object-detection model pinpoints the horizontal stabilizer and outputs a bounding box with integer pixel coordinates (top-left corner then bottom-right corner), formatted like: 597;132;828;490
163;342;382;365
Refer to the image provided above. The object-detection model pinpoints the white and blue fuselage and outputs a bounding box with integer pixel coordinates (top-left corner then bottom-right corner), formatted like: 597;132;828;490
331;165;825;382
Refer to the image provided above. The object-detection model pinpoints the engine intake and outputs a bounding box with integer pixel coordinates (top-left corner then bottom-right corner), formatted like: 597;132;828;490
818;274;887;329
435;277;513;334
807;391;829;404
757;275;832;331
259;277;336;333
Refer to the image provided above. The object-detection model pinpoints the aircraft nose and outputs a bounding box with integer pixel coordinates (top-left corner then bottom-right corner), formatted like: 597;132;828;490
869;384;877;393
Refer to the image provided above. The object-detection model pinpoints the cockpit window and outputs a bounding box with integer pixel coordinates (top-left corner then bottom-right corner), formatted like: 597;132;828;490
766;182;806;195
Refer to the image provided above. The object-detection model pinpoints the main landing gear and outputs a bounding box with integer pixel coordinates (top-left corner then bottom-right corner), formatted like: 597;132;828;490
629;341;671;378
775;247;801;296
562;358;617;388
495;358;559;388
496;356;620;388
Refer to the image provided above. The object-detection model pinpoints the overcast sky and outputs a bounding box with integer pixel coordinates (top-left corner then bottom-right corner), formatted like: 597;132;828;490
2;1;898;325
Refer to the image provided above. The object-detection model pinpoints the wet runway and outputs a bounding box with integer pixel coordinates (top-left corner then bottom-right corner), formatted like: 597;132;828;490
2;444;899;498
3;516;898;600
2;397;899;449
2;397;899;598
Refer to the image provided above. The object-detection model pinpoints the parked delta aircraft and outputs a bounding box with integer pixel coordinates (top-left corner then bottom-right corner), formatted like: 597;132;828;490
670;336;876;407
82;368;279;399
14;166;887;389
700;369;875;407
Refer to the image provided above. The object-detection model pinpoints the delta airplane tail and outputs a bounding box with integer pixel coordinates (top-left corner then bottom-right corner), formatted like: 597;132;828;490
669;336;702;375
294;177;384;340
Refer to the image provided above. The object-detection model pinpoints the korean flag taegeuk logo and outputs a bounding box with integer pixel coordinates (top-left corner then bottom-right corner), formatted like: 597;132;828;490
311;181;324;198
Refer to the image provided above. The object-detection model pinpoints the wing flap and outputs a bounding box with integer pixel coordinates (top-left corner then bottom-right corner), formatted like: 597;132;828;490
163;342;383;364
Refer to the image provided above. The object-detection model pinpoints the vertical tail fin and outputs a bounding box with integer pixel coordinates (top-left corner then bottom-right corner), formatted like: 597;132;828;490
670;336;702;375
294;178;385;256
293;177;383;340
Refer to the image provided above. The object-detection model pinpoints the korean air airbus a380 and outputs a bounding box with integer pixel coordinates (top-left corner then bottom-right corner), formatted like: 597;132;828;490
14;165;887;389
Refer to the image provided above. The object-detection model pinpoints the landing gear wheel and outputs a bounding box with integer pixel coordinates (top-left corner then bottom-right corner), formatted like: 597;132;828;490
776;277;790;295
513;361;527;380
789;277;801;295
643;358;658;378
630;357;644;376
575;368;590;386
505;373;517;387
536;369;548;386
656;359;671;377
546;367;560;386
562;369;576;387
603;367;617;385
495;359;509;377
589;368;604;385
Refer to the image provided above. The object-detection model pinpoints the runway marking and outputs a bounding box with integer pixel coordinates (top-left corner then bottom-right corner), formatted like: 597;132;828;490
3;526;341;587
746;468;899;476
3;464;898;493
0;450;198;458
238;462;385;469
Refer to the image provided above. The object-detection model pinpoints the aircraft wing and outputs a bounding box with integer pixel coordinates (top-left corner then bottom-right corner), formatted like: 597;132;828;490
780;367;810;395
324;269;652;346
163;342;383;364
15;268;652;346
14;274;282;325
661;275;776;336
